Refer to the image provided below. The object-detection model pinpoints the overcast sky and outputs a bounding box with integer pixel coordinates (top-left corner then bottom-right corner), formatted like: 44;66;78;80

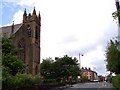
0;0;118;76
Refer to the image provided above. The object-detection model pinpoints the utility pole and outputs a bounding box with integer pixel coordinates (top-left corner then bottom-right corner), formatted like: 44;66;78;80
115;0;120;51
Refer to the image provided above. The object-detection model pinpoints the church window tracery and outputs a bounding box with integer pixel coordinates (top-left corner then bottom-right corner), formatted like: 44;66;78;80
26;25;31;37
18;38;25;62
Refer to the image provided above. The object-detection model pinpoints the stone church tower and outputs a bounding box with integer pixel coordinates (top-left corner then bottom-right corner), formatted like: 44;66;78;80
0;8;41;75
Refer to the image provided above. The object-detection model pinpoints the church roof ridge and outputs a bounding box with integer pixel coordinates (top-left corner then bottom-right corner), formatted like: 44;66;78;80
0;23;23;37
13;23;23;34
0;23;22;28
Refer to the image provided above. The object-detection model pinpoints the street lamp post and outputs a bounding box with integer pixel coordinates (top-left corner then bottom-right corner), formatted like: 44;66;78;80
115;0;120;24
79;53;83;70
115;0;120;51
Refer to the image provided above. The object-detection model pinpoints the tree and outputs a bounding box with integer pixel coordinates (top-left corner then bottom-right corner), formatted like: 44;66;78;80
54;55;79;79
40;55;80;82
105;39;120;74
112;10;120;21
40;57;54;79
2;36;25;76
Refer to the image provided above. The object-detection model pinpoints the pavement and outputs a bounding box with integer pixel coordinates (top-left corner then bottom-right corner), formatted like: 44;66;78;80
63;82;116;90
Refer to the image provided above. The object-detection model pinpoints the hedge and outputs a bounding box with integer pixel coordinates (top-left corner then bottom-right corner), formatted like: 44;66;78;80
112;75;120;90
2;73;42;89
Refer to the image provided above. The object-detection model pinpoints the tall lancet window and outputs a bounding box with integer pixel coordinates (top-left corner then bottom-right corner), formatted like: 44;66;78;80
35;65;38;75
35;26;38;39
18;38;25;62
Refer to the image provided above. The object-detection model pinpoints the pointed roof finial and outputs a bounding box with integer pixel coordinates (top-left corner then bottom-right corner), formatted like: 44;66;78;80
12;21;14;24
33;6;36;15
39;11;41;18
24;8;27;16
11;21;14;33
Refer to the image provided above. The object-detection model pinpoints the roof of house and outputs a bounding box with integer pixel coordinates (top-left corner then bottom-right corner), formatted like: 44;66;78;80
81;68;97;74
0;23;22;37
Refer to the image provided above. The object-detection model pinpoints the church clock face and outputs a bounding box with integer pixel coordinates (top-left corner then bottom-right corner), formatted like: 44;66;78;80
26;25;32;37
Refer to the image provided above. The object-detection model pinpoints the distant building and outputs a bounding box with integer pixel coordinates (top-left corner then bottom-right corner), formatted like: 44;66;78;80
0;8;41;75
81;67;98;81
98;75;105;82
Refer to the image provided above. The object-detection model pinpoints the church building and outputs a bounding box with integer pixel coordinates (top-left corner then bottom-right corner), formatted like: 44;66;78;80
0;8;41;75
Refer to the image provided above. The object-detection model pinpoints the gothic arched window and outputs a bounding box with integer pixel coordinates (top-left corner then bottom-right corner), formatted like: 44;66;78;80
18;38;26;62
26;25;32;37
35;65;38;75
35;26;38;39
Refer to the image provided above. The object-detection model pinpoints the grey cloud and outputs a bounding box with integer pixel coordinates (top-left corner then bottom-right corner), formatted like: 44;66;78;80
59;35;78;44
90;58;107;75
96;65;107;75
62;21;117;57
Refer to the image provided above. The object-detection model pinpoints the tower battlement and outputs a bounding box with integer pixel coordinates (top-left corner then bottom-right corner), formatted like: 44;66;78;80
23;8;41;25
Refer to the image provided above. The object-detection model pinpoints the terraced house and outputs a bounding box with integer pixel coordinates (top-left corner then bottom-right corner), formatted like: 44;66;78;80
81;67;98;81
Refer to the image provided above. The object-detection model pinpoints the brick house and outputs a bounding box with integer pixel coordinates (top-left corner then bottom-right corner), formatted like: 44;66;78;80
81;67;98;81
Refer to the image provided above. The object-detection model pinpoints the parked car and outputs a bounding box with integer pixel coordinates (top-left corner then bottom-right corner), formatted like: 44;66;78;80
93;80;99;82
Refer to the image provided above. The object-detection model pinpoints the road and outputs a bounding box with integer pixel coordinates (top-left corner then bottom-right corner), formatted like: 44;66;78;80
63;82;116;90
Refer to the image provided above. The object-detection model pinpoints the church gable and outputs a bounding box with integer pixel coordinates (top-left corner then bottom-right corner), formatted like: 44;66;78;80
0;23;22;37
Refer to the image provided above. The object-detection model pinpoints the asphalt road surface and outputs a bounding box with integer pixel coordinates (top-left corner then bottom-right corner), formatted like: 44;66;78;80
63;82;116;90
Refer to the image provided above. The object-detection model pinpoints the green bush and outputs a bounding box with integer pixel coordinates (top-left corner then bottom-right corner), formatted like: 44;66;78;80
43;79;57;83
14;73;41;87
2;70;14;88
112;75;120;90
81;76;89;83
2;73;41;89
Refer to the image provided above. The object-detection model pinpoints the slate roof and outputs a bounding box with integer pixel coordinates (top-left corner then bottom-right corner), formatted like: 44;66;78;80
81;68;97;74
0;23;22;37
